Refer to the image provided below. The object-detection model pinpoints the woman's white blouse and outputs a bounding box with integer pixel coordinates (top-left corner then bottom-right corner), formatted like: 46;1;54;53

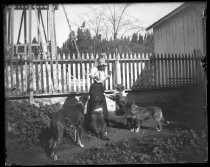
89;66;108;83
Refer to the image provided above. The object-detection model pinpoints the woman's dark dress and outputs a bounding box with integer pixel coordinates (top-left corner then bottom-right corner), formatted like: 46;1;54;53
84;82;109;132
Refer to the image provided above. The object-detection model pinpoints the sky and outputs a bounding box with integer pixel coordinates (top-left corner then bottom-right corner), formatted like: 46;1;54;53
11;3;183;47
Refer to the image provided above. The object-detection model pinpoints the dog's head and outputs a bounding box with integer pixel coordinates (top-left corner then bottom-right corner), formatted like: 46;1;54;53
79;94;89;106
114;84;128;97
92;96;104;113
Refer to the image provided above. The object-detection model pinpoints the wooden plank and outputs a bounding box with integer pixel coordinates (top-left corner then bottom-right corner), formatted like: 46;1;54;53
77;54;81;92
63;54;67;92
149;53;152;87
177;54;180;86
35;54;39;93
153;54;156;87
175;54;179;87
65;54;69;92
123;53;127;89
162;53;166;87
82;53;86;92
60;54;64;92
135;53;140;88
167;54;171;87
140;53;143;88
24;55;28;93
83;54;87;92
57;54;61;92
122;53;126;88
151;53;155;87
16;55;19;92
187;54;191;86
67;54;70;91
164;53;168;87
191;53;195;85
172;54;175;87
10;7;14;90
134;53;138;88
184;54;188;86
144;53;148;88
40;56;44;93
126;53;130;89
110;53;114;90
182;53;186;86
173;54;177;87
159;54;163;87
73;54;76;92
42;58;46;93
130;53;134;88
105;53;109;90
156;54;160;87
87;53;90;91
45;57;49;93
180;54;184;86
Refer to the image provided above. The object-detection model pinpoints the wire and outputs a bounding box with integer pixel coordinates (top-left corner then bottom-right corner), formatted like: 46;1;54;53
62;4;81;59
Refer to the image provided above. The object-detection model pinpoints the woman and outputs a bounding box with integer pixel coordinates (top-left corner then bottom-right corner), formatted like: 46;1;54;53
85;53;111;137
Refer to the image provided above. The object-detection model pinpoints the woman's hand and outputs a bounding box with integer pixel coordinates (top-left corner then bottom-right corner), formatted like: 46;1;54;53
93;76;100;82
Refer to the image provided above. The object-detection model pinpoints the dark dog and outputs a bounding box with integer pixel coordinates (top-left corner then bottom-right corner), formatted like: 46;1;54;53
104;84;169;132
50;94;89;160
87;95;109;140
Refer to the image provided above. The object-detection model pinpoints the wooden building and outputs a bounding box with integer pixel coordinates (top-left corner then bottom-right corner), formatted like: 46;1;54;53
146;2;207;56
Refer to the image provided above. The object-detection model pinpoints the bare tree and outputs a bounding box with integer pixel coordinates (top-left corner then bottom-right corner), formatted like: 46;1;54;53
84;4;144;53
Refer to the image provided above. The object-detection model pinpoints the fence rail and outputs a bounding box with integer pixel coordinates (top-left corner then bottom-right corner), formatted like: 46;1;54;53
5;52;203;97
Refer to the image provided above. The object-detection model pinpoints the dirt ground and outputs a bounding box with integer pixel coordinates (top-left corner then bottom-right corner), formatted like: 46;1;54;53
5;86;208;165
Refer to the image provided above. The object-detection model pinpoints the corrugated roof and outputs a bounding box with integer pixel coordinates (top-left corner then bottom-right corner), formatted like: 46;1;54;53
146;2;190;31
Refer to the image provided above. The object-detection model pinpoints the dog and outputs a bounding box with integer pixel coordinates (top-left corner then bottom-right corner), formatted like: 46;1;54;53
125;101;169;132
104;84;169;132
85;95;109;140
50;94;89;161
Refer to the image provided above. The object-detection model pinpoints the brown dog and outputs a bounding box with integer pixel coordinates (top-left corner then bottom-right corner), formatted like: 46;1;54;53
126;102;169;132
50;94;89;160
104;84;169;132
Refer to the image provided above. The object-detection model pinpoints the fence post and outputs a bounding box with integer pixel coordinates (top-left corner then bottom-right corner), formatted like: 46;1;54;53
28;5;35;104
115;52;121;85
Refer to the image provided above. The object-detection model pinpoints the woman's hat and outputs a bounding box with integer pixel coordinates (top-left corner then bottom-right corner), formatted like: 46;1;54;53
97;53;107;66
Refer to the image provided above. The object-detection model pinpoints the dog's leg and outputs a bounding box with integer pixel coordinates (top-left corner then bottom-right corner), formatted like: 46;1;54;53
157;121;162;132
76;125;84;148
74;129;77;143
52;122;64;161
130;118;134;132
134;119;140;133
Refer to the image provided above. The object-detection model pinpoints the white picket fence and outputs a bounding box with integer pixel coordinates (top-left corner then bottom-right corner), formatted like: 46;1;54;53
5;52;203;97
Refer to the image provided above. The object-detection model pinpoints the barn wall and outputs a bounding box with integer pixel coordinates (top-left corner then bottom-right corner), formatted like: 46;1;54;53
154;3;206;56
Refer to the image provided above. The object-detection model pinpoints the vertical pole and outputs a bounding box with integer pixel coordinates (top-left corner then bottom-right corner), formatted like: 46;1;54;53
28;5;34;104
24;9;27;51
10;6;14;91
4;6;8;57
52;5;58;92
115;52;121;85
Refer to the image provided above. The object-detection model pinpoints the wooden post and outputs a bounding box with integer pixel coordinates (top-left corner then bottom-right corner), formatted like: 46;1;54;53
10;6;14;90
4;6;8;58
24;9;27;51
115;52;121;85
28;5;35;104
